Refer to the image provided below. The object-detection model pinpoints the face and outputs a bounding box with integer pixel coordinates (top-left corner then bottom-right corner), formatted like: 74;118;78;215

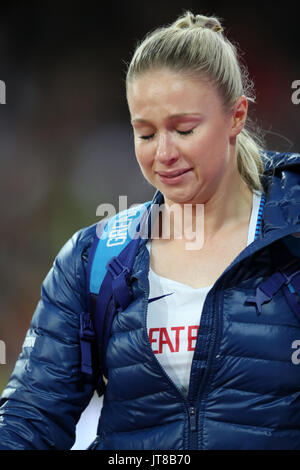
127;68;247;206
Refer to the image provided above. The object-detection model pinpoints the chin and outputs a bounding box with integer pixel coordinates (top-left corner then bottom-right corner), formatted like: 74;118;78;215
161;190;199;206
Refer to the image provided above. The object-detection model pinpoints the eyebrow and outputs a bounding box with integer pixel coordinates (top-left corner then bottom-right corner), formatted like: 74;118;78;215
131;113;203;124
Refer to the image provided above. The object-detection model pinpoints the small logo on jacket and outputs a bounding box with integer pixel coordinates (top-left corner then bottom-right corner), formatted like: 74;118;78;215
148;293;174;303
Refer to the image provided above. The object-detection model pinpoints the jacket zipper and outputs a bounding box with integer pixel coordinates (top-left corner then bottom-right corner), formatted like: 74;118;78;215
87;435;101;450
184;274;226;449
189;406;197;432
142;268;198;450
193;276;226;449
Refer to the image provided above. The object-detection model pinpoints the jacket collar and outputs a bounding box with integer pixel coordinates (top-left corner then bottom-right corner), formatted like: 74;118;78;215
261;151;300;236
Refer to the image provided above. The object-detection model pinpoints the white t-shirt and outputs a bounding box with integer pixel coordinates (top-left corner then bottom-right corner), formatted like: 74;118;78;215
146;191;262;395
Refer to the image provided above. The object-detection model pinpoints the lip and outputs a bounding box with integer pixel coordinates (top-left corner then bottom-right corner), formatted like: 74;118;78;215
156;168;192;185
157;168;192;178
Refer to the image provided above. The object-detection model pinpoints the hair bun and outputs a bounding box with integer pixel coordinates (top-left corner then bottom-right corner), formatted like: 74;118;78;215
173;11;223;33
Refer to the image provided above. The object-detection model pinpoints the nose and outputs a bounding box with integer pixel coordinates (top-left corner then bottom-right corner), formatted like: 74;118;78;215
155;131;179;165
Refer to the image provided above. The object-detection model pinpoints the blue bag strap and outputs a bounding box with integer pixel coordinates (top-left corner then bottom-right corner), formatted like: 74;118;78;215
89;202;150;294
94;237;141;379
282;275;300;322
244;253;300;320
281;234;300;321
244;259;299;312
79;201;151;382
79;223;106;376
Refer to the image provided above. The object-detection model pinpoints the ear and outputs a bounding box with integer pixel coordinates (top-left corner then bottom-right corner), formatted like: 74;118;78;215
230;95;248;138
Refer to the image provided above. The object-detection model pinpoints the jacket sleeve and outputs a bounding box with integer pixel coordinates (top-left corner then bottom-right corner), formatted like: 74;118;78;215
0;225;97;450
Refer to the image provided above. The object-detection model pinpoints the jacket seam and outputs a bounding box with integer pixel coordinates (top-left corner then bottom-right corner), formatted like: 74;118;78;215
103;388;179;403
212;384;299;399
202;418;275;432
226;319;300;329
221;352;296;365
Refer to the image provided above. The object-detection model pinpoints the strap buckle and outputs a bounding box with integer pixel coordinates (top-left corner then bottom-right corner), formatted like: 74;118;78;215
80;311;96;341
79;312;96;375
106;257;132;310
106;256;130;280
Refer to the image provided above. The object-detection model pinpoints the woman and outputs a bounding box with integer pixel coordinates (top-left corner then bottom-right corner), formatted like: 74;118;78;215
1;11;300;450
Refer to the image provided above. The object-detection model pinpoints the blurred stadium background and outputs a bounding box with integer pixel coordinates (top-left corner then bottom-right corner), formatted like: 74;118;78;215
0;0;299;449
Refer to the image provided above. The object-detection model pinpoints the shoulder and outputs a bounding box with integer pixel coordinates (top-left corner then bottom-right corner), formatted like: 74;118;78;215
261;150;300;172
41;222;99;302
54;197;157;278
261;150;300;205
53;222;98;270
55;200;153;265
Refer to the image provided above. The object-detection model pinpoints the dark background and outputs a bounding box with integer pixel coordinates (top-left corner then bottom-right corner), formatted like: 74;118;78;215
0;0;299;390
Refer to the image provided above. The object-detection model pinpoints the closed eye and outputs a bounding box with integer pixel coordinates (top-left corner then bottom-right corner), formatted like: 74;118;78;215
140;133;155;140
177;129;194;136
139;129;194;140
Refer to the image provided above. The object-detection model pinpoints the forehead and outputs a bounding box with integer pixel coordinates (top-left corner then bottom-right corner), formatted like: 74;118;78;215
127;68;222;116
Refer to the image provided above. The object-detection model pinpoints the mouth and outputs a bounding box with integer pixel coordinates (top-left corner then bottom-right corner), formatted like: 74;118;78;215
156;168;193;185
157;168;192;178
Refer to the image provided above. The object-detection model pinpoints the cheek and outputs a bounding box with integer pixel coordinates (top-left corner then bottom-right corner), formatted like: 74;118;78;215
195;123;231;162
189;129;231;180
135;142;153;169
134;145;154;183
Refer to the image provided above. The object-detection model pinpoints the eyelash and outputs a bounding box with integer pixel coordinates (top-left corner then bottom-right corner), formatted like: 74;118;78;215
139;129;194;140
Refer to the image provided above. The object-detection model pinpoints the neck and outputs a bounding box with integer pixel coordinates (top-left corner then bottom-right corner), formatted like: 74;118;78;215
156;163;253;246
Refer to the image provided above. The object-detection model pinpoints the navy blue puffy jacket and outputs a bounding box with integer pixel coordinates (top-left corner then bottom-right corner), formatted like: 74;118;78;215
0;151;300;450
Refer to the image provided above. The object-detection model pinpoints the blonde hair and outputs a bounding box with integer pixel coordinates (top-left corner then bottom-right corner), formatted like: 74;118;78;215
126;11;267;192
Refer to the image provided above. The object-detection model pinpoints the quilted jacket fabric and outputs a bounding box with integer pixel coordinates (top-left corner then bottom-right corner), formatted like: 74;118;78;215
0;150;300;450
